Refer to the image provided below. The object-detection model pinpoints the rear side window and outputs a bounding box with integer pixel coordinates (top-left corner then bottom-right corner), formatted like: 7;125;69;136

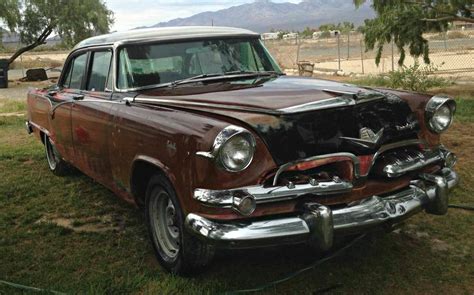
87;51;112;92
64;53;88;89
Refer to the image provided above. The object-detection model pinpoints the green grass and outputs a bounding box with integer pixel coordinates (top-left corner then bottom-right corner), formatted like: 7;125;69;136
455;98;474;123
0;99;27;114
1;96;473;294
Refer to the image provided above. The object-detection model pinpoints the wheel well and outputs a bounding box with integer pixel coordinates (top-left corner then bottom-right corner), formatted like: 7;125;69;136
130;160;166;208
40;131;46;145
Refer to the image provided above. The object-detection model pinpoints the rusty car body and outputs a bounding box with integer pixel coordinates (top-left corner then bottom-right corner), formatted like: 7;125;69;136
26;27;459;274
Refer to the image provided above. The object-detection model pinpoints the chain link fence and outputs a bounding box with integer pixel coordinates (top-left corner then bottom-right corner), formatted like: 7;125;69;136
264;29;474;78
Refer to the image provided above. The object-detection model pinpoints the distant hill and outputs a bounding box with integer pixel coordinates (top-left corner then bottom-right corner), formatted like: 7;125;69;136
149;0;374;32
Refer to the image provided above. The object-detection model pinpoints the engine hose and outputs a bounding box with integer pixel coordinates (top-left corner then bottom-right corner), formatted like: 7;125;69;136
225;234;367;294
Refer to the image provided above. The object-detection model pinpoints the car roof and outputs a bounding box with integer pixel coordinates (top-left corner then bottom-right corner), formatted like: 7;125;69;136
73;26;260;49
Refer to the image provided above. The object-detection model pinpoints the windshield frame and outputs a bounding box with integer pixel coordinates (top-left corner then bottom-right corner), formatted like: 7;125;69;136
112;36;282;92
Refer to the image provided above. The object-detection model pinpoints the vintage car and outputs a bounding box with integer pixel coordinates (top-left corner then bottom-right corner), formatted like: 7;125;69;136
26;27;459;274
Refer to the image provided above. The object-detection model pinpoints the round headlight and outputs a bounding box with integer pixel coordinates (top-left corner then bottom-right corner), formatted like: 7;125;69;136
425;96;456;134
430;104;453;132
219;133;255;172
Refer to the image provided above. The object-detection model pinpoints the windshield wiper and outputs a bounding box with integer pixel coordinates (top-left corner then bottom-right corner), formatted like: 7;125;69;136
170;71;281;88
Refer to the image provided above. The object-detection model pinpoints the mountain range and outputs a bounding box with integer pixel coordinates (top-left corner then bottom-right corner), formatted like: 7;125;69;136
149;0;375;32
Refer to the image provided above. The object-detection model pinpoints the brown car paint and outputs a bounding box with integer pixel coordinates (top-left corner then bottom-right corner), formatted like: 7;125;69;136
27;70;440;222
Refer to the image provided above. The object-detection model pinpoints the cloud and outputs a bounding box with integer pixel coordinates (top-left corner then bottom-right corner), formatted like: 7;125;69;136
105;0;302;31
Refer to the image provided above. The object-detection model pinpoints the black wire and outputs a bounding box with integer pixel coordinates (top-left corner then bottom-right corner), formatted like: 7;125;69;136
224;234;367;294
0;280;66;294
449;204;474;211
224;202;474;294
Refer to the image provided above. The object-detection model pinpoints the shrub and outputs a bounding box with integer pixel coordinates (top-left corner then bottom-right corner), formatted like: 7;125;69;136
352;61;451;92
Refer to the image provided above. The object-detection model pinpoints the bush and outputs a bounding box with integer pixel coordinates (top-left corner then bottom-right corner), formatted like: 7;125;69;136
352;62;451;92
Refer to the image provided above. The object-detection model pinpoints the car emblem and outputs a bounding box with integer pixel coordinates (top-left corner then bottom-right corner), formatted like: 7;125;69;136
395;121;418;132
341;127;384;149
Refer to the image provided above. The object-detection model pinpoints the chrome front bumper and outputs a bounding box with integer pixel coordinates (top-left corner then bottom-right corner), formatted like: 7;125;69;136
185;168;459;250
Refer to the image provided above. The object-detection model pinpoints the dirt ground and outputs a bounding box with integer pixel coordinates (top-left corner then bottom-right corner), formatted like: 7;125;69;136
0;80;56;100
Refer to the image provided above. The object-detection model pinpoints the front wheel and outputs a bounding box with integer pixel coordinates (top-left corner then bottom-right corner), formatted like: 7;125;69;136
44;134;70;176
145;174;214;275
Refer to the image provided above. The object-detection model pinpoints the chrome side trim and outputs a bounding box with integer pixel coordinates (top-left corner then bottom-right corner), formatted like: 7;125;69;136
186;168;459;249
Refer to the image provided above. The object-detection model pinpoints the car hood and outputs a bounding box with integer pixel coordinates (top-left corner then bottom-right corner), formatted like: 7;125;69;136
135;76;421;165
136;76;383;112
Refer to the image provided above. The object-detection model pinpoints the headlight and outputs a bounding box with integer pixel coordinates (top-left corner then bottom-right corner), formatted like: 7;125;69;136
198;125;256;172
425;96;456;134
220;133;255;172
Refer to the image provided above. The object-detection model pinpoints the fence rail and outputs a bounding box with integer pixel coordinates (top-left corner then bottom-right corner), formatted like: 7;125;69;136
264;29;474;77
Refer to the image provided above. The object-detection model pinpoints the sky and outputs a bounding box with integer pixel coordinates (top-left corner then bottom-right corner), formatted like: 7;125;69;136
105;0;303;32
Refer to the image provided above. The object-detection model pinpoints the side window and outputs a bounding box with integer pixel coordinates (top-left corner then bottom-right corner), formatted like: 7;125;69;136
62;61;73;88
87;51;112;92
65;53;88;89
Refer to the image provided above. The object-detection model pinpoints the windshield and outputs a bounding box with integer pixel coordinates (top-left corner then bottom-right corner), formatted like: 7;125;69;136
117;38;282;89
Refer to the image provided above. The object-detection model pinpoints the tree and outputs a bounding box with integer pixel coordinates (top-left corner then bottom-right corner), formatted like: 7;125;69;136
300;27;315;38
340;22;355;33
354;0;473;65
0;0;114;66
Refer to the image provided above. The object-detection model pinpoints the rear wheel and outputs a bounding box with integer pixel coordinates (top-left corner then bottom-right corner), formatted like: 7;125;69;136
145;174;214;275
44;134;70;176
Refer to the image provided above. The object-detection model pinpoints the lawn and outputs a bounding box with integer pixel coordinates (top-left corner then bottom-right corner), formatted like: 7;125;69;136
0;89;473;294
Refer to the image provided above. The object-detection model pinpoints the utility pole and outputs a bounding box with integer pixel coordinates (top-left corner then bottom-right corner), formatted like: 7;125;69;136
337;33;341;71
391;37;395;72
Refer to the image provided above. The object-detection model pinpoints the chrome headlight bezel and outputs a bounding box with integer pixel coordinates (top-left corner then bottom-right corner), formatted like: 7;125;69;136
425;95;456;134
197;125;256;173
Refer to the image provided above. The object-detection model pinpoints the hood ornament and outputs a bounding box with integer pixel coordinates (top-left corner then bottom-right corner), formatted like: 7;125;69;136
341;127;384;149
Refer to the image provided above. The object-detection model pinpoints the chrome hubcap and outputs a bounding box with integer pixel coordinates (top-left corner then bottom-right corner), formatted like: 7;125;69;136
151;191;180;260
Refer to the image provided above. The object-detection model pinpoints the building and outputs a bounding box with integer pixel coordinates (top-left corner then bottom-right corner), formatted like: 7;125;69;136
261;32;280;40
282;32;298;40
312;31;323;39
452;21;474;30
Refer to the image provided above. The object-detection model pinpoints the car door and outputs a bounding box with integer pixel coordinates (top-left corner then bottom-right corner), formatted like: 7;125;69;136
47;52;89;163
70;49;116;185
